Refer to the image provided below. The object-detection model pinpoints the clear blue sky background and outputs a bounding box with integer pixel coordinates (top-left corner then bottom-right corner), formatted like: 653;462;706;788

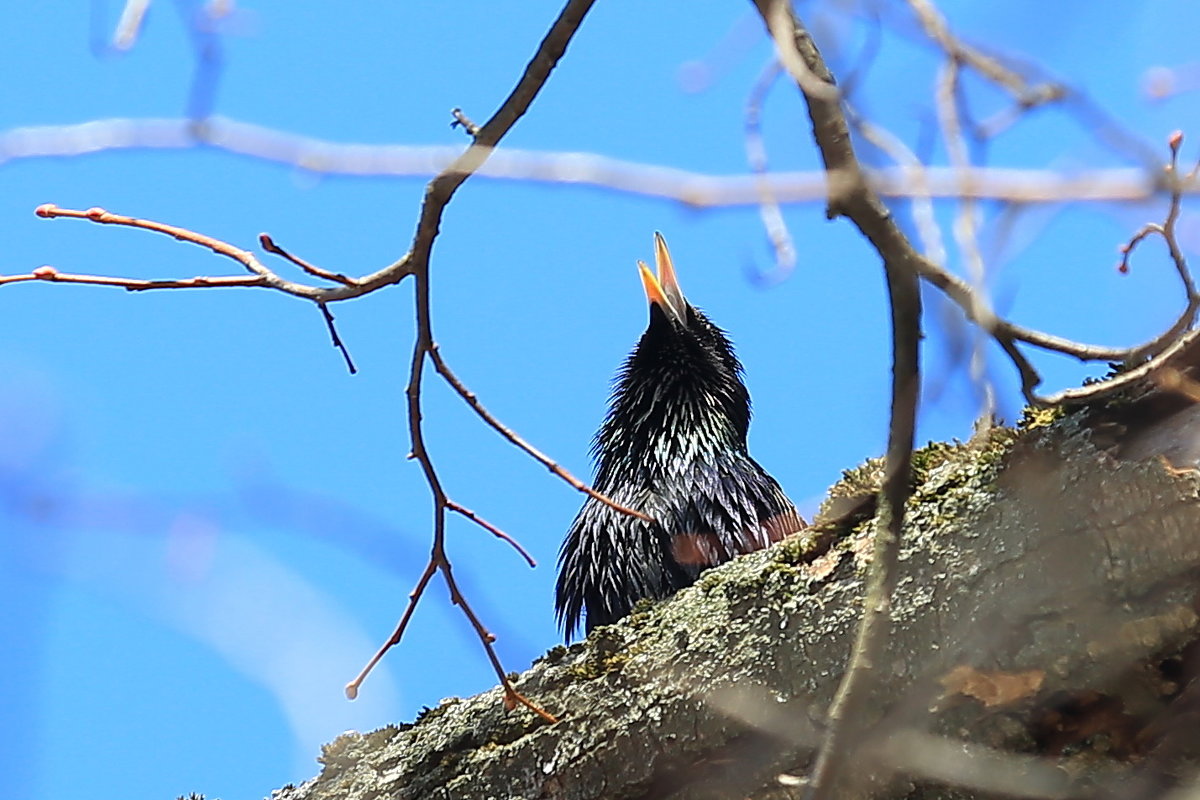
3;2;1198;798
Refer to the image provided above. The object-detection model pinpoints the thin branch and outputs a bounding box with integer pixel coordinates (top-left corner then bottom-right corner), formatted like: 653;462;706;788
0;265;267;290
749;5;920;797
36;203;265;274
344;558;437;700
259;233;357;287
905;0;1065;107
744;59;797;280
445;499;537;569
28;204;413;301
936;57;999;420
317;302;357;375
428;345;654;523
450;107;481;138
1037;132;1200;406
806;221;921;800
437;557;557;722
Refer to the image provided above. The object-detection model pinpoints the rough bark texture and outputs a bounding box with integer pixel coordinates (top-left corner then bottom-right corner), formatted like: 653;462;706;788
272;412;1200;800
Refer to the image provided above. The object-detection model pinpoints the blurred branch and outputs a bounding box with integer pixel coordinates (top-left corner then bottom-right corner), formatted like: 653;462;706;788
744;59;797;281
905;0;1065;107
873;730;1083;800
750;3;922;797
1;116;1189;205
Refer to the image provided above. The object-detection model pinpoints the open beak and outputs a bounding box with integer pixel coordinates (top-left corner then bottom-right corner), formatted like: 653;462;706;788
637;232;687;321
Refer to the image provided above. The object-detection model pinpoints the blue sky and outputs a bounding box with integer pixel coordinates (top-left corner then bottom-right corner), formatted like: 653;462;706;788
3;2;1198;798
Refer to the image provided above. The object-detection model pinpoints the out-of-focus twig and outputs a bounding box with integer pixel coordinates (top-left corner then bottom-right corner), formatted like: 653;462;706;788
750;4;921;798
3;117;1189;206
744;59;796;281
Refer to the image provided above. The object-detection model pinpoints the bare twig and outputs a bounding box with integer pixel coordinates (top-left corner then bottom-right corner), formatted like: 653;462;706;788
936;58;998;419
428;345;654;523
259;233;357;286
744;59;796;280
1037;132;1200;406
905;0;1065;107
0;264;266;290
317;303;358;375
27;204;413;301
445;499;537;569
36;203;265;274
450;108;481;137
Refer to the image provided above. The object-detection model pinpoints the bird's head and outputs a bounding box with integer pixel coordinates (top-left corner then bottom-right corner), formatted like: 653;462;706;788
596;234;752;472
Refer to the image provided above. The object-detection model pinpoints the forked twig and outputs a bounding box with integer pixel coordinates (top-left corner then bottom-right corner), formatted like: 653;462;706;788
346;0;597;720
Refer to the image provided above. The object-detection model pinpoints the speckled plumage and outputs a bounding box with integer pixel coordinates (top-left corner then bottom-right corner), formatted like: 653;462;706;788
556;236;801;638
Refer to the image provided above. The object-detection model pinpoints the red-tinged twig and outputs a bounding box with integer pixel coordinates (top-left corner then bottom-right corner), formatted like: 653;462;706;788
37;203;266;275
428;345;654;523
259;233;357;287
1037;131;1200;406
437;557;557;722
29;203;414;302
345;557;438;700
445;499;537;569
0;265;267;290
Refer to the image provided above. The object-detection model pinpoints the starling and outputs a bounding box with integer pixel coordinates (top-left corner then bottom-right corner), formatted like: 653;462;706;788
556;233;803;638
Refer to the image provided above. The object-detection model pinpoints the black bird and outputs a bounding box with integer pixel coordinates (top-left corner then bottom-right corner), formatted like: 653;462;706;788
556;233;803;638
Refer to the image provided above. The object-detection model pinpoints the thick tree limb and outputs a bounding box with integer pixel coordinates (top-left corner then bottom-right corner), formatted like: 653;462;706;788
272;413;1200;799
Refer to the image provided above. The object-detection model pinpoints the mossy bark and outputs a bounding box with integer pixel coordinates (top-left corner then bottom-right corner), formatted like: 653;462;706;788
273;417;1200;800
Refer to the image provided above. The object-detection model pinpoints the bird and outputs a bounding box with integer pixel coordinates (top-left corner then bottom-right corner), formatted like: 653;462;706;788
555;233;803;638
